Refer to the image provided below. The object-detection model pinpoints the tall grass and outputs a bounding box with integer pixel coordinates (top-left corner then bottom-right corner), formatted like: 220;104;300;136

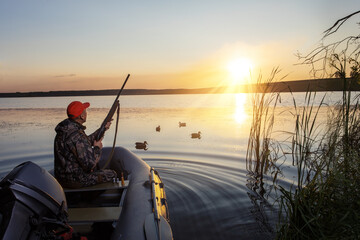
245;12;360;239
246;68;283;187
246;66;360;239
245;68;285;238
276;90;330;239
276;82;360;239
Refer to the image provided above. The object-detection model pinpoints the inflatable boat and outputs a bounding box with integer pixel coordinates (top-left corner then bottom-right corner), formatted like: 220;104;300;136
0;147;173;240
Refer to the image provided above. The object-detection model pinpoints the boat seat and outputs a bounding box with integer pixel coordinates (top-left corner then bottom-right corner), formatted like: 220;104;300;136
68;206;122;222
64;180;129;193
65;181;129;224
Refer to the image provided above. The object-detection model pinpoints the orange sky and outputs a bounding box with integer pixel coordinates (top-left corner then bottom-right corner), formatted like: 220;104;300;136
0;1;359;92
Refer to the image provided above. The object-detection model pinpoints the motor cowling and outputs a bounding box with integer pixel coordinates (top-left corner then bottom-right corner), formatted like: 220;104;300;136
0;161;69;240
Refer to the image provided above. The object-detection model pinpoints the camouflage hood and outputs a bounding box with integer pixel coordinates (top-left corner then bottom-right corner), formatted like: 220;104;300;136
55;118;85;137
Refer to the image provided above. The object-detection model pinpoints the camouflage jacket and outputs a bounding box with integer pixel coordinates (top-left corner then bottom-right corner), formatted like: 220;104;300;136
54;118;116;188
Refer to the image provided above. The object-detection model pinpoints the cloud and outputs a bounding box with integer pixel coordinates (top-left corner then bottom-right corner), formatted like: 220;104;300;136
54;74;76;78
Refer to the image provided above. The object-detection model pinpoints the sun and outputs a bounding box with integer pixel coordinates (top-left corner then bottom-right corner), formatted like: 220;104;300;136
227;58;253;84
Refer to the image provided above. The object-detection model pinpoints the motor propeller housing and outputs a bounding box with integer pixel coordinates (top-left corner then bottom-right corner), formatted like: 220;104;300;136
0;161;69;240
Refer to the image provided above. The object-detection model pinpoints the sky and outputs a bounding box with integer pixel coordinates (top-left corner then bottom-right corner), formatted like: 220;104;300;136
0;0;359;92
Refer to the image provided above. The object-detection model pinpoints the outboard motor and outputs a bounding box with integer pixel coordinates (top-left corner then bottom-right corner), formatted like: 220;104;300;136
0;161;69;240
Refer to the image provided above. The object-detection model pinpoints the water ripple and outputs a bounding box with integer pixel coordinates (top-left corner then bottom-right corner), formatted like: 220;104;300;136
146;157;276;240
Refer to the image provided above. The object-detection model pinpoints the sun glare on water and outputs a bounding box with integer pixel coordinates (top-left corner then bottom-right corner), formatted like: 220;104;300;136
227;58;253;85
234;93;248;124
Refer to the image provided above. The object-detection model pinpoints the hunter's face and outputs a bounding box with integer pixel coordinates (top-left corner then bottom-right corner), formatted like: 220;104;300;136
81;109;87;122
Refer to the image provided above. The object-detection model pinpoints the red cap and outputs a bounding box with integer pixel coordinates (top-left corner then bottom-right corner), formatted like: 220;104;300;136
67;101;90;119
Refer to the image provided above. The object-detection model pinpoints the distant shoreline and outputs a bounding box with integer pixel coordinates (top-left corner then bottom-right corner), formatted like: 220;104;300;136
1;78;359;98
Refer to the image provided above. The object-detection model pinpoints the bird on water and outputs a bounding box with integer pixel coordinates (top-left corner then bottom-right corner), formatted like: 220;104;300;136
135;141;148;150
191;131;201;139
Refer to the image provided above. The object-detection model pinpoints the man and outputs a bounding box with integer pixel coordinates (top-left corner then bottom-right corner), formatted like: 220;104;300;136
54;101;117;188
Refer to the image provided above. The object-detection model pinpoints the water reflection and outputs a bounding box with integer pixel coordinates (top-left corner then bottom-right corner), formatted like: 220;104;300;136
245;161;278;239
246;167;277;237
234;93;248;124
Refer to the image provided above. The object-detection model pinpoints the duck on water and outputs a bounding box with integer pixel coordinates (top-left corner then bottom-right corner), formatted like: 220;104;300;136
0;147;173;240
191;131;201;139
178;122;186;127
135;141;148;150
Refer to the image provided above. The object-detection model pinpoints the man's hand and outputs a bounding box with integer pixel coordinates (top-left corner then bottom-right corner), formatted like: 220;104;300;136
105;119;113;131
93;138;103;149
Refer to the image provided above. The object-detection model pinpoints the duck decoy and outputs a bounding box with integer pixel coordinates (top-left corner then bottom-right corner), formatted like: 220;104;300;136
191;131;201;139
156;125;161;132
135;141;148;150
179;122;186;127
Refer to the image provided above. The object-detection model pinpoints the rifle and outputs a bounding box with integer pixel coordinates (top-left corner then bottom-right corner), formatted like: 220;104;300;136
95;74;130;141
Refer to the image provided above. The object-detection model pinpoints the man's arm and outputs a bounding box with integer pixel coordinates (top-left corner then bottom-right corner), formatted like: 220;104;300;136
88;120;112;144
74;134;101;172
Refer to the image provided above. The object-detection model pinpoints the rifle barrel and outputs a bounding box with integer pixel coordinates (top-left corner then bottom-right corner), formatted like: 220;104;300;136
103;74;130;123
115;74;130;101
96;74;130;141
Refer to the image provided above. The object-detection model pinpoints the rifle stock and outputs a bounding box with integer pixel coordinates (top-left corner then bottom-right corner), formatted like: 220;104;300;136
96;74;130;141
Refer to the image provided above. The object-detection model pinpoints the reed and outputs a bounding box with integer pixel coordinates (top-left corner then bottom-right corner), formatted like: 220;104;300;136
269;12;360;239
245;68;289;238
245;55;360;239
276;75;360;239
244;65;360;239
276;90;329;239
246;67;283;188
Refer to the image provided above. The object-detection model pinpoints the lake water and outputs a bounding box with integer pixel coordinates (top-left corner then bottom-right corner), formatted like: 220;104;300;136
0;92;346;239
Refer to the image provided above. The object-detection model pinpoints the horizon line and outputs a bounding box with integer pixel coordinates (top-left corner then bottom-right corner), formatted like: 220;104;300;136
0;78;358;97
